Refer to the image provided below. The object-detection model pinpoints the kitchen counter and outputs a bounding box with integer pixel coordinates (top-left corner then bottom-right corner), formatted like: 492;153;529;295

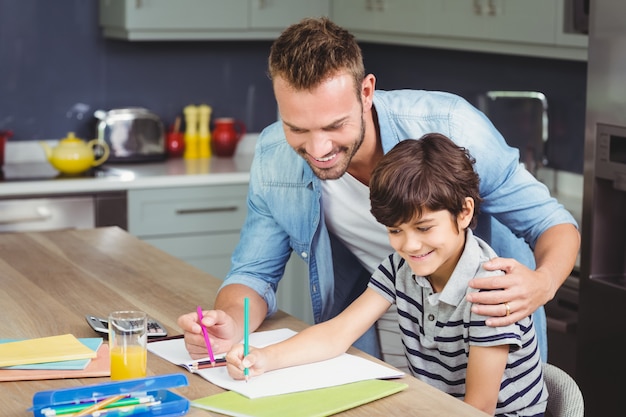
0;138;256;198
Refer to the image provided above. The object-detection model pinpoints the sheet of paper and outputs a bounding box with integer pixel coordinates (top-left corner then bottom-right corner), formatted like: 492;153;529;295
148;328;404;399
148;328;294;365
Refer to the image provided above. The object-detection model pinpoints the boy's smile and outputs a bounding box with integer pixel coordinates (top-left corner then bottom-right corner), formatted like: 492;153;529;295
386;202;473;291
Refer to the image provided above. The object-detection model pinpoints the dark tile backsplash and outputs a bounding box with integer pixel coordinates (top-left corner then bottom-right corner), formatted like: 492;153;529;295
0;0;587;173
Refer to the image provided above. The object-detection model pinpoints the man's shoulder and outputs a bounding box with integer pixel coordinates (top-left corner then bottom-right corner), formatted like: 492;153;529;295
374;89;467;109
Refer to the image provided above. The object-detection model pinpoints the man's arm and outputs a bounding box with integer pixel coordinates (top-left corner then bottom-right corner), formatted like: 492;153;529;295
467;223;580;325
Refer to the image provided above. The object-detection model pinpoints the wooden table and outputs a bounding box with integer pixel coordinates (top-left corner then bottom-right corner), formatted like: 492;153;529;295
0;227;487;417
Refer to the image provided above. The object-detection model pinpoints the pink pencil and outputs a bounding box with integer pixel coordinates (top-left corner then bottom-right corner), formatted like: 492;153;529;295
197;306;216;365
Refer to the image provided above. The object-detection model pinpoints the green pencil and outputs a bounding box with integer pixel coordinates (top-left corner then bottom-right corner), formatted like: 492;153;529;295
244;297;250;382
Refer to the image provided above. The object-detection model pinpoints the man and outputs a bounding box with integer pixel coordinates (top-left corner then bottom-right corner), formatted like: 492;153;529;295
179;17;580;364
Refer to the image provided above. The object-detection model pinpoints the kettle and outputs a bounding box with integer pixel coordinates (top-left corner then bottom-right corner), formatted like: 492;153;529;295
40;132;110;175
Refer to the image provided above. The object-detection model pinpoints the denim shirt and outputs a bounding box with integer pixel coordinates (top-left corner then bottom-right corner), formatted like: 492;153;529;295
221;89;577;359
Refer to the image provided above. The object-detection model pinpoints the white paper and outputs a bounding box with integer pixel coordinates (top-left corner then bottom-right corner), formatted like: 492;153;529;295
148;328;404;399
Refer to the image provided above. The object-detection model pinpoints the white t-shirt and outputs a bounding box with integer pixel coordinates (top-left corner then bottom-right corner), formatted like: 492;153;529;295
320;174;392;273
321;174;410;372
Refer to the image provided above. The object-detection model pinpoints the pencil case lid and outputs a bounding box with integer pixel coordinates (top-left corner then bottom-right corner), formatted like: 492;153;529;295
30;373;189;417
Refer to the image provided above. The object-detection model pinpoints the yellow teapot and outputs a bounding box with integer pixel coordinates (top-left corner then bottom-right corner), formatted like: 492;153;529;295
40;132;110;175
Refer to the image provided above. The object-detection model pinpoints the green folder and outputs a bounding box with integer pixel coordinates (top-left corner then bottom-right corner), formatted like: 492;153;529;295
191;379;408;417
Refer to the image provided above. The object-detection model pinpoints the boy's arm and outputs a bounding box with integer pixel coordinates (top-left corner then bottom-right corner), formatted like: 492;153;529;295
464;344;509;415
226;289;390;379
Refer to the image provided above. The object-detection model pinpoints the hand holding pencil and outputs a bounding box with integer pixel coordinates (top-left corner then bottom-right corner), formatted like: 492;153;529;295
224;341;272;381
177;308;239;359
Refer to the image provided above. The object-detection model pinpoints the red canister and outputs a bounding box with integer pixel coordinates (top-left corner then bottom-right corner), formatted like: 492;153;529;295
211;118;246;158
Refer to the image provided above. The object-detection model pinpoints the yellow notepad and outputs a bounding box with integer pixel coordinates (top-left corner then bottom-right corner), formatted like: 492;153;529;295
191;379;408;417
0;334;98;367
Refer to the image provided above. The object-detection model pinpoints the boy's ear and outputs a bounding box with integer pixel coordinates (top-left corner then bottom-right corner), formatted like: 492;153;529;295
458;197;475;229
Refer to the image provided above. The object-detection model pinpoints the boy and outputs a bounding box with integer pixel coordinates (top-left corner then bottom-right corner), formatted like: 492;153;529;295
226;134;547;416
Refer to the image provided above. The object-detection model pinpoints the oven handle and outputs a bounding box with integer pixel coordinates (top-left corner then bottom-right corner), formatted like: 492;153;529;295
175;206;238;215
0;206;52;225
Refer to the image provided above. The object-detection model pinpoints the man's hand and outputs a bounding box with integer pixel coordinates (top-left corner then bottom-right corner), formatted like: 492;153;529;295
177;309;239;359
466;257;554;327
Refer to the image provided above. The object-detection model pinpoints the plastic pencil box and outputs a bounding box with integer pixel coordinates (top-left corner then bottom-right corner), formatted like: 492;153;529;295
30;373;189;417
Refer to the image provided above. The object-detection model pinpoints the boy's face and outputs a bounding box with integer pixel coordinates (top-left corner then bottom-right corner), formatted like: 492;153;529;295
274;71;370;180
385;207;471;284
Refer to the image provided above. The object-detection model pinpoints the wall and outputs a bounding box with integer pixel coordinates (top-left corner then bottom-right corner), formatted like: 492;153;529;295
0;0;587;173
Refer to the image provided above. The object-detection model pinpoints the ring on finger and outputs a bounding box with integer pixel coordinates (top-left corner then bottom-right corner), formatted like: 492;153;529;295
504;302;511;317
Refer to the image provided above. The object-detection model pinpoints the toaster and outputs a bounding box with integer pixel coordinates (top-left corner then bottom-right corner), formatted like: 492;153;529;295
95;108;166;162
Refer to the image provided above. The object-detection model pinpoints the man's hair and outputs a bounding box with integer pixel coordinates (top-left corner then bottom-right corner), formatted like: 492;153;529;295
370;133;482;229
268;17;365;96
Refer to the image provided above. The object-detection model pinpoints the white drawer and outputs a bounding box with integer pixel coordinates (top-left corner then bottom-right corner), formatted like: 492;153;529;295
128;184;247;237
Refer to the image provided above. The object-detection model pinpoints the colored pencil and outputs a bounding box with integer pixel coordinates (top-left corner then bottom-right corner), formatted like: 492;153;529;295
189;357;227;371
41;396;154;416
243;297;249;382
197;305;216;365
72;394;127;417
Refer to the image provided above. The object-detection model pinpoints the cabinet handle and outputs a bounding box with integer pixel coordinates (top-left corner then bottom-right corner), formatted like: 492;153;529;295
473;0;483;16
0;206;52;225
487;0;498;16
175;206;238;215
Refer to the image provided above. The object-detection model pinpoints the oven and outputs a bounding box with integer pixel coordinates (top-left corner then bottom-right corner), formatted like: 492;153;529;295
0;191;127;233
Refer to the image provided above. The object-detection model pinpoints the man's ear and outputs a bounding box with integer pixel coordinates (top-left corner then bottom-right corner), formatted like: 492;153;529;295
361;74;376;111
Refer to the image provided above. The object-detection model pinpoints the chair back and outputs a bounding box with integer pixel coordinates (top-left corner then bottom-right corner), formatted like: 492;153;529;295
542;362;584;417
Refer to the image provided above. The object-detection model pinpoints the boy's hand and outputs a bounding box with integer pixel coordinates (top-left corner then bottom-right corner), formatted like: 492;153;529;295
226;344;269;380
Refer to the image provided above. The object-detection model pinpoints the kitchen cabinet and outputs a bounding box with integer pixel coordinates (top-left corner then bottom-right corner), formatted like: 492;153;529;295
100;0;586;60
99;0;330;40
430;0;556;45
331;0;433;37
127;184;248;279
332;0;586;61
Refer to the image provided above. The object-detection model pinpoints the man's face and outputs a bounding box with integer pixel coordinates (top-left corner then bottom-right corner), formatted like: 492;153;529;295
274;72;366;180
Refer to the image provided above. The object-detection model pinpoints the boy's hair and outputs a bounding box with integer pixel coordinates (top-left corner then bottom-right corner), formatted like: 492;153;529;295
370;133;482;229
268;17;365;97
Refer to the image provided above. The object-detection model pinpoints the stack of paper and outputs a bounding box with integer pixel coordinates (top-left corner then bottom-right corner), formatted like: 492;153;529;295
0;335;109;381
148;328;407;417
148;328;405;399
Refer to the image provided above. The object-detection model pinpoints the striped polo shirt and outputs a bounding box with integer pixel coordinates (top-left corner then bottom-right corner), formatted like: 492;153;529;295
369;229;547;416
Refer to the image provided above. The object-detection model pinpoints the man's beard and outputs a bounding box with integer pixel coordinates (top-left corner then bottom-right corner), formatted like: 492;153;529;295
300;117;366;181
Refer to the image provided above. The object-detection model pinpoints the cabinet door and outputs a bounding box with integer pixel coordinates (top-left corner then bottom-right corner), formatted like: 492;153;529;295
430;0;489;40
144;232;240;280
432;0;556;45
100;0;248;31
250;0;330;29
489;0;556;45
332;0;433;36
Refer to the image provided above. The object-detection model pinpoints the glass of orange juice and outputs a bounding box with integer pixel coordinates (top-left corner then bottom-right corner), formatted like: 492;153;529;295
108;310;147;380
